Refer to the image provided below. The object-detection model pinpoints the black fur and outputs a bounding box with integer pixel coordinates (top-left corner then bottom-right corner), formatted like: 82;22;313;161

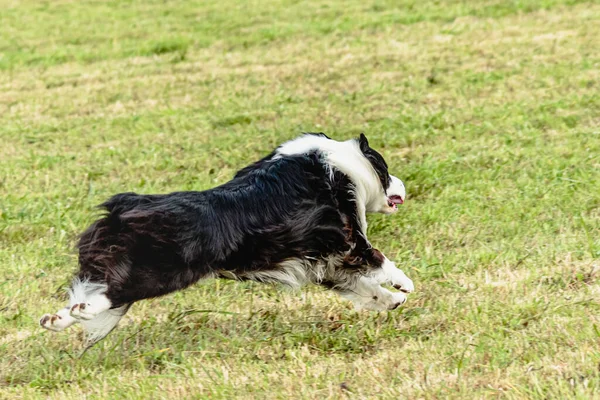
76;135;392;312
358;133;391;191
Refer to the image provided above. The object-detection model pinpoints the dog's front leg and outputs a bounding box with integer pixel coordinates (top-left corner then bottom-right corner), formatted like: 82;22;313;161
371;254;415;294
334;246;414;310
345;231;415;294
337;276;407;311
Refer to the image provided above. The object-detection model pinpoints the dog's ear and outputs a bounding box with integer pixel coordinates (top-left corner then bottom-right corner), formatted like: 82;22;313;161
358;133;370;152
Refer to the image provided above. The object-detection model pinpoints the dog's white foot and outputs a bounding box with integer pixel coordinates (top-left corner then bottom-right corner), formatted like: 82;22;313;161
40;314;62;331
391;270;414;293
354;289;407;311
40;308;78;331
342;277;408;311
69;293;112;321
381;259;414;293
70;302;96;320
389;291;407;309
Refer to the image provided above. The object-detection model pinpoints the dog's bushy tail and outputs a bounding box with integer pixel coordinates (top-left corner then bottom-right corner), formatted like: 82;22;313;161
77;193;149;288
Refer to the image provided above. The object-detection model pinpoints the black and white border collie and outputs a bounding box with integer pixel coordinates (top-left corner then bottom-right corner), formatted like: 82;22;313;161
40;133;414;344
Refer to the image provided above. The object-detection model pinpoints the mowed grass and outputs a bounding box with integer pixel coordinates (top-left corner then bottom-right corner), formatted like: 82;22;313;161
1;0;599;398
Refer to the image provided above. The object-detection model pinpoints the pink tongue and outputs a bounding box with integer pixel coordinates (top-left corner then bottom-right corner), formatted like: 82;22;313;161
388;195;404;205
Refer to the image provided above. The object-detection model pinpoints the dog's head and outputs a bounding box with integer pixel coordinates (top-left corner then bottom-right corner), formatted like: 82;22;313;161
274;132;406;215
356;133;406;214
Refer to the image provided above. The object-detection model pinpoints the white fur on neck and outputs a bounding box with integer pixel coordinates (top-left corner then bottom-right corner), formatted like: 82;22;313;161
275;135;383;232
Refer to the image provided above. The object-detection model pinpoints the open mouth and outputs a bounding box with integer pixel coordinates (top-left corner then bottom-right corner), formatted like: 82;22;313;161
387;195;404;210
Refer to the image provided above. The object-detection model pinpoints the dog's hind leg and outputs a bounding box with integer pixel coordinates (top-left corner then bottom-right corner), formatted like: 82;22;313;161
38;277;119;337
40;306;78;332
39;277;108;333
68;278;112;319
79;304;131;345
68;277;131;344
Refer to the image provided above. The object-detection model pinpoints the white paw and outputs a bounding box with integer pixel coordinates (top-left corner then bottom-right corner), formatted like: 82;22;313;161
354;290;407;311
381;260;414;293
357;298;390;311
40;314;61;331
39;312;76;332
388;291;407;310
70;303;95;320
391;271;414;294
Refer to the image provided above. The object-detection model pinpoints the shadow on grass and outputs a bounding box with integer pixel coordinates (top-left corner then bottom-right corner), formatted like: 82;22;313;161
2;301;438;390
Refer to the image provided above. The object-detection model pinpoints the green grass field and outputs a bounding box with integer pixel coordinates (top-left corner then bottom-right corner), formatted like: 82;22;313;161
1;0;599;398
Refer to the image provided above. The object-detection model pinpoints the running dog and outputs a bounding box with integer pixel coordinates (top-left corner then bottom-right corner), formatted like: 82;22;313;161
39;133;414;343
